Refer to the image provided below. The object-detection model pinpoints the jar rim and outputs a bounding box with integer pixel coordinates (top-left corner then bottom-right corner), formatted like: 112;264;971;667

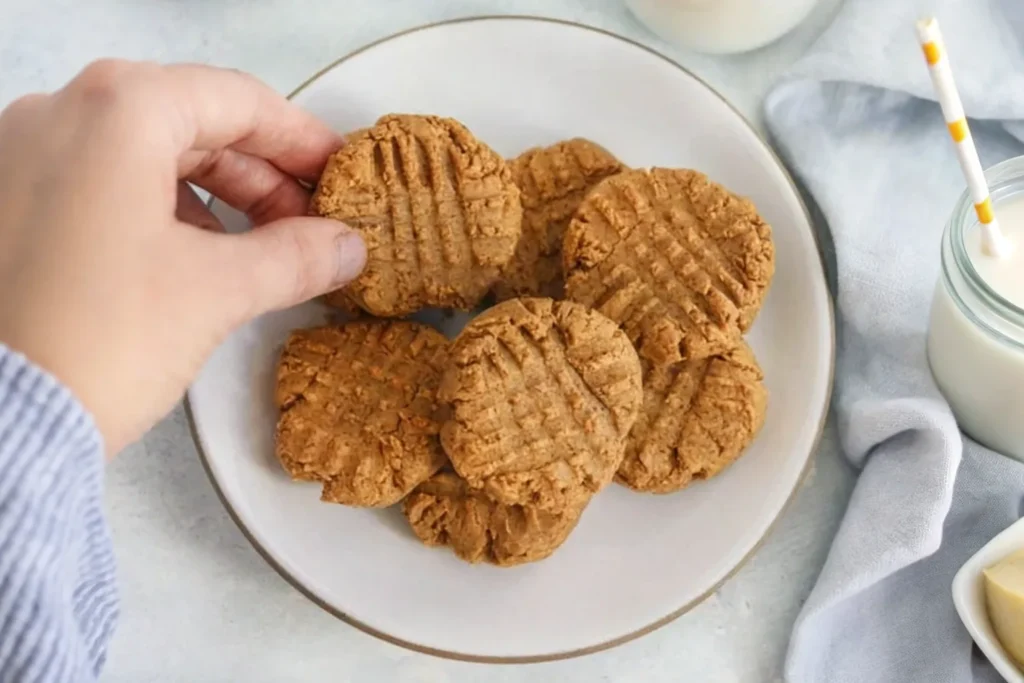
945;155;1024;350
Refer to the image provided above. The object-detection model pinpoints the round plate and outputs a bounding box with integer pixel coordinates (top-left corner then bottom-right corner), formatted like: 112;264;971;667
187;16;833;662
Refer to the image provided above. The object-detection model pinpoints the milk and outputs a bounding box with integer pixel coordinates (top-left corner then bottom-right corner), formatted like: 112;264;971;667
928;193;1024;460
625;0;821;55
964;198;1024;310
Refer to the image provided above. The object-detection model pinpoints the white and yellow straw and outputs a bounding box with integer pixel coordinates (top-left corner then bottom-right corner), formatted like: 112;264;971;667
917;17;1011;258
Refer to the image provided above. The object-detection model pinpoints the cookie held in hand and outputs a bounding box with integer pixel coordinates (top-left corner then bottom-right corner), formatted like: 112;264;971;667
313;114;522;317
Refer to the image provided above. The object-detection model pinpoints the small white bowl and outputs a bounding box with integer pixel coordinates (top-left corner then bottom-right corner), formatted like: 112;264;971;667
953;517;1024;682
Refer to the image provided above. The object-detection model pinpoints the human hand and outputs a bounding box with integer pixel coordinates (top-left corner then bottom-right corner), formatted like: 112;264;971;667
0;60;366;454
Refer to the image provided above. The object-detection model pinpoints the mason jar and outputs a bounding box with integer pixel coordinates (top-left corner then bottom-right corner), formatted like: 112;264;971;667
625;0;821;54
927;156;1024;460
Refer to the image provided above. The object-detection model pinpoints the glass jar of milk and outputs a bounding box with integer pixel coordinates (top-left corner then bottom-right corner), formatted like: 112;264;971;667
928;156;1024;460
625;0;821;54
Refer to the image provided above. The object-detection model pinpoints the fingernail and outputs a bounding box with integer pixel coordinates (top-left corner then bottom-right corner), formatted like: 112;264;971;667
334;229;367;286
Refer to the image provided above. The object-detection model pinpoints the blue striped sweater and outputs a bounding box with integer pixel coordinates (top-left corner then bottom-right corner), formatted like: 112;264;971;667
0;344;118;682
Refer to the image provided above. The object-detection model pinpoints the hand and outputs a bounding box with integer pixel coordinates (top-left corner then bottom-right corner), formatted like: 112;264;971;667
0;60;366;454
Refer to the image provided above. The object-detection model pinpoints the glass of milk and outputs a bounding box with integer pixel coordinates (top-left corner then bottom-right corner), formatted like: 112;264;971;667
928;155;1024;460
625;0;821;54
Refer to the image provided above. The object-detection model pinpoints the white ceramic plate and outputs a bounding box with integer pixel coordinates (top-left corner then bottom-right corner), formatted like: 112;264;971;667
187;17;834;662
953;517;1024;683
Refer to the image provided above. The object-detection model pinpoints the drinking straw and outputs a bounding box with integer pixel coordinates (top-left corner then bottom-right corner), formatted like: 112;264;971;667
917;17;1011;257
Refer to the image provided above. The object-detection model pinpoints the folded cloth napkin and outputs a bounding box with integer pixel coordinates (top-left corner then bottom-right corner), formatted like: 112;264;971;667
764;1;1024;681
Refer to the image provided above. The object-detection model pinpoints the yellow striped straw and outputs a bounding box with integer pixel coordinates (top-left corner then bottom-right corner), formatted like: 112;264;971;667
916;17;1011;258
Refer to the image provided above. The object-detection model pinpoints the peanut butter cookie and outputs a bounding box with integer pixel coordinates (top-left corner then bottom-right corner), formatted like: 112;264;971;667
275;321;448;507
343;126;370;142
321;289;363;317
440;297;642;512
312;114;522;317
403;470;587;566
493;138;623;301
563;168;774;364
617;340;767;493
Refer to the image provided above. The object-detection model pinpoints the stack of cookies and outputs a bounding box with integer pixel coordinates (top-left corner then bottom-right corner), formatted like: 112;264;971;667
273;113;775;567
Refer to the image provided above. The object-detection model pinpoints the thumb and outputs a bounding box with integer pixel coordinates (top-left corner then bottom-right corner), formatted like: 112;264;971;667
222;216;367;318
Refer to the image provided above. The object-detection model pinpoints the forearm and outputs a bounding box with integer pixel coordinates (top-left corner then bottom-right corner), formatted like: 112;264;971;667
0;344;118;682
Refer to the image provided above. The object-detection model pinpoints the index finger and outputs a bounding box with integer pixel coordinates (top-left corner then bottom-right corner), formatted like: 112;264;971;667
159;63;343;181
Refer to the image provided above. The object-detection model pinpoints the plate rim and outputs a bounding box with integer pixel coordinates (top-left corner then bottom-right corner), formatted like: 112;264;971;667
185;14;837;664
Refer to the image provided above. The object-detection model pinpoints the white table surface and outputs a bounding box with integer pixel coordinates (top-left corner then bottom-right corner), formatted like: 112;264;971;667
0;1;851;681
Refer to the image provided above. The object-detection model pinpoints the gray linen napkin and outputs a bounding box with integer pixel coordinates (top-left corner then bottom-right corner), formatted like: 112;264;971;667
764;1;1024;681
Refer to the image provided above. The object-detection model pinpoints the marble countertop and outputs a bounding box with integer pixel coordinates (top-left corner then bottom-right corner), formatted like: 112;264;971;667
1;1;849;681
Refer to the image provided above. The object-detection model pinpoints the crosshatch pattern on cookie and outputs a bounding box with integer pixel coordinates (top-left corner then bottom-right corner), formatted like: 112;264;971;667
440;297;642;512
563;168;774;364
313;114;522;316
275;321;449;507
617;340;767;494
494;138;624;302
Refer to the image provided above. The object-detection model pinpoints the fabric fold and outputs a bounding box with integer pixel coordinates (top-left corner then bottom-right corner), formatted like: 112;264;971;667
764;1;1024;680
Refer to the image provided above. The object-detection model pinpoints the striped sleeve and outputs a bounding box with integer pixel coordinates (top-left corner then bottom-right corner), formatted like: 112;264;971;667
0;344;118;683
